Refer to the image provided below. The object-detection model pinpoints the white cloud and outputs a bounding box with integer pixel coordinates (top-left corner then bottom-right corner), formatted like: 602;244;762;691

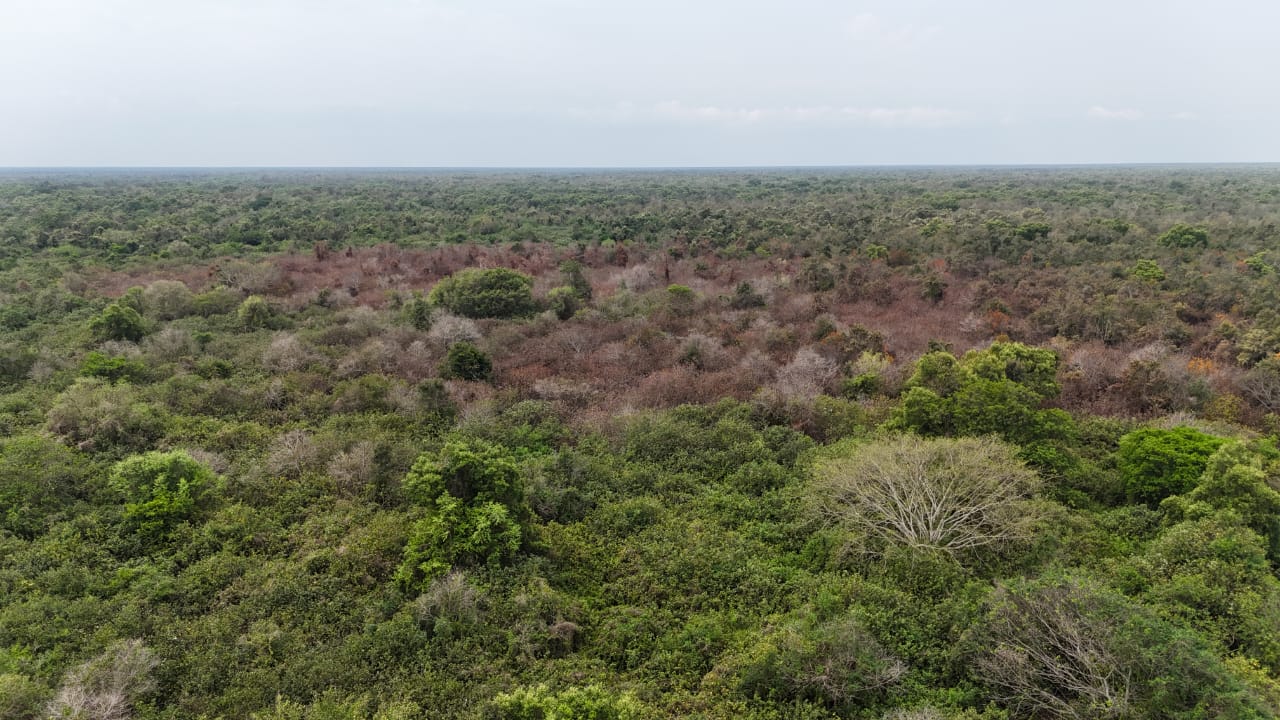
1087;106;1143;121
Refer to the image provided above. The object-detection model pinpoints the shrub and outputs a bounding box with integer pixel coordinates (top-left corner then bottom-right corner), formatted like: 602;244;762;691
80;352;148;384
427;313;482;346
427;267;536;319
441;342;492;382
725;609;905;708
895;342;1069;444
490;684;645;720
46;378;164;451
774;347;838;400
0;435;90;537
142;327;197;362
402;291;433;330
729;280;766;309
559;259;593;300
142;279;193;320
265;429;321;477
261;333;313;373
665;284;696;316
0;673;46;720
413;571;485;638
191;286;241;316
1129;259;1166;282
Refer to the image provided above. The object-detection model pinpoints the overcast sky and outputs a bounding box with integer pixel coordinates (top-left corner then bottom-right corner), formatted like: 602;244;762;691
2;0;1278;166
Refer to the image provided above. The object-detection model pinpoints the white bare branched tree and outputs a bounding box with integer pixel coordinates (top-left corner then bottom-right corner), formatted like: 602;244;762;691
812;434;1041;554
46;639;157;720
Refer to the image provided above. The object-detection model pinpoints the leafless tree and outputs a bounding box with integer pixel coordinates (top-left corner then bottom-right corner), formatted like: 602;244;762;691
975;579;1133;720
812;434;1041;554
46;639;157;720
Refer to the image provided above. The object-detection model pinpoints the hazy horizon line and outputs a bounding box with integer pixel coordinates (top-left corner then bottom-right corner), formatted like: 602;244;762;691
3;162;1280;173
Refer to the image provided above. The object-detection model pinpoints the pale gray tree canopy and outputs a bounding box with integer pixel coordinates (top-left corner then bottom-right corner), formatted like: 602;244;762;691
2;0;1277;166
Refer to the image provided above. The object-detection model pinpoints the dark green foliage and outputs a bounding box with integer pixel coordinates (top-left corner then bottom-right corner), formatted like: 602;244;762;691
798;259;836;291
1117;427;1225;504
417;379;457;425
730;281;766;309
921;273;947;303
403;291;433;330
0;435;89;537
441;341;493;382
726;608;905;709
88;301;147;342
428;267;536;319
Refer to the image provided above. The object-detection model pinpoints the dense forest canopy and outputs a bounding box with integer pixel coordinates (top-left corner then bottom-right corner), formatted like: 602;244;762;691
4;167;1280;719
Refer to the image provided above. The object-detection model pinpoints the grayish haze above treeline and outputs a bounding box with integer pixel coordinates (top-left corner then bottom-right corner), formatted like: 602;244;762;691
3;0;1277;166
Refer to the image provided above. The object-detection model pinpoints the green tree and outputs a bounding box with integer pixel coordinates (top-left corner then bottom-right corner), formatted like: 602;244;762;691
1161;441;1280;554
1123;512;1280;671
665;284;696;316
559;259;593;301
1158;223;1210;248
1117;427;1225;504
237;294;272;329
428;267;536;319
88;302;147;342
396;437;527;588
440;341;493;382
110;450;217;541
894;342;1069;444
546;286;580;321
403;291;433;330
729;281;766;309
79;351;147;384
1129;259;1166;282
